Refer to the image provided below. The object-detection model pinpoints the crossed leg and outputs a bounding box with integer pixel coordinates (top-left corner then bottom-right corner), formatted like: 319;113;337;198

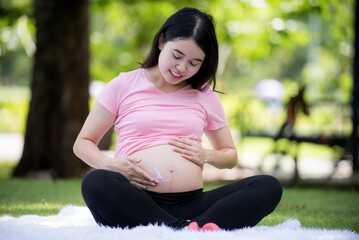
81;169;282;230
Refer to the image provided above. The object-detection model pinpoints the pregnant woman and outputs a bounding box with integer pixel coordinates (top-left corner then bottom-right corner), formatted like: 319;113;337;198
73;7;282;231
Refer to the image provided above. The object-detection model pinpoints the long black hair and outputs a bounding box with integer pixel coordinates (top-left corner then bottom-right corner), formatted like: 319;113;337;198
141;7;219;92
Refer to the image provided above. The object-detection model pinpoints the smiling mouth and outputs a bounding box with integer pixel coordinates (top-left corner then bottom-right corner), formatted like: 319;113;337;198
170;70;182;78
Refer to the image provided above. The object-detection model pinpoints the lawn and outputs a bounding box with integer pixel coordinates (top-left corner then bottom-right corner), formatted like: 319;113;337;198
0;176;358;233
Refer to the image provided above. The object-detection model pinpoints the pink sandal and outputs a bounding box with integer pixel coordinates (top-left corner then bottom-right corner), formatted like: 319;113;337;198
188;222;200;231
201;222;221;231
188;222;220;231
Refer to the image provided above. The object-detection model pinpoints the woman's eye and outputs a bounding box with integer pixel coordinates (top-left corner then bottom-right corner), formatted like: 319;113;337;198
190;62;199;67
173;54;180;59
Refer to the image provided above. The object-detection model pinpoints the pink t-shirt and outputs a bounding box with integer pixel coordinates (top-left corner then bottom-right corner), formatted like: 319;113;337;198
96;68;228;158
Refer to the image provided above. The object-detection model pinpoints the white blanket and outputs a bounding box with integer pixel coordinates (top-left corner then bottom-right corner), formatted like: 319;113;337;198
0;205;358;240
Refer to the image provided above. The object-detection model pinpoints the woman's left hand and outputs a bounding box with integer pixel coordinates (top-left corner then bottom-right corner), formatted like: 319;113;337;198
168;137;211;166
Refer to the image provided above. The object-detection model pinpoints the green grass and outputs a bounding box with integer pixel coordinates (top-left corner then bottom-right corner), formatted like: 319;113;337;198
0;162;358;232
260;187;359;232
0;178;85;216
0;178;358;233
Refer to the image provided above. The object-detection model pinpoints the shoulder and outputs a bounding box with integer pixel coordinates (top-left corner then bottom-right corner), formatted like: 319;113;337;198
196;85;225;111
197;85;221;101
120;68;144;78
113;68;143;82
107;68;143;88
97;68;143;99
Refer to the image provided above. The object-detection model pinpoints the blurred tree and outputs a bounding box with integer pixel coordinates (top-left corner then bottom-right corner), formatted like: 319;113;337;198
13;0;89;178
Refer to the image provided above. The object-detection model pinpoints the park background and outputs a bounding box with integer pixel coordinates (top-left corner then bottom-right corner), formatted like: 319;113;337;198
0;0;358;233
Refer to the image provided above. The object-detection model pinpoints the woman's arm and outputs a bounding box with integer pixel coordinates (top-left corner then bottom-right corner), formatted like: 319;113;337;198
204;126;238;169
169;126;238;169
73;102;159;188
73;102;117;170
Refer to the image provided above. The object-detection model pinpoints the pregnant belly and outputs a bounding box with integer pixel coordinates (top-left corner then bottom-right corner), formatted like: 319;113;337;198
130;144;203;193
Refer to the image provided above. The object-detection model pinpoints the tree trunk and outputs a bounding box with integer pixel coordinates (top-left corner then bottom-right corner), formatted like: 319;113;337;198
13;0;89;178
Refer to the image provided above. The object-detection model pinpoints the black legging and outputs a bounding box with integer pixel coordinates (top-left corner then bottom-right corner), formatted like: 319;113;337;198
81;169;282;230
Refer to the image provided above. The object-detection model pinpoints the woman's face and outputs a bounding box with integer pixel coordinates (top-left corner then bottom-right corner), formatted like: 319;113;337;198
158;38;205;86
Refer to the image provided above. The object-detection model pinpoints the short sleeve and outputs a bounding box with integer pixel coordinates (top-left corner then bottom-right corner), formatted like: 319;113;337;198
96;74;123;116
202;89;228;131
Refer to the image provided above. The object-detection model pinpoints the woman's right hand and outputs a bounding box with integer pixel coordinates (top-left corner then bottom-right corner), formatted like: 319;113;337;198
112;156;159;189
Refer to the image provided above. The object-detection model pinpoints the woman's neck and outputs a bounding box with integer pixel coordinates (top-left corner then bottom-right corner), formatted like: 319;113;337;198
144;66;188;93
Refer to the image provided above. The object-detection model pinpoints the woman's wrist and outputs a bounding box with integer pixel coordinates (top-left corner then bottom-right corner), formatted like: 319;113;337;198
203;148;214;165
206;148;238;169
103;157;119;172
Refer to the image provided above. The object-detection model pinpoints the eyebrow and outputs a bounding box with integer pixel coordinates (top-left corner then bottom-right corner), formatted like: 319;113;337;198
173;49;203;62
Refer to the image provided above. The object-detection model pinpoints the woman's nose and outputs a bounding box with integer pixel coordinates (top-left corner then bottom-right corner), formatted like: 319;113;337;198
177;61;187;73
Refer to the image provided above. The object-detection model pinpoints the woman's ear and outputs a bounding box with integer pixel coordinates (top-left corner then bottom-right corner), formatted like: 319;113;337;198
158;33;164;50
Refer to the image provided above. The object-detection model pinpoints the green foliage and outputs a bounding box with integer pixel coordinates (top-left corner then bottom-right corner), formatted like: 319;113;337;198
0;86;29;133
220;91;352;136
0;162;16;179
1;0;354;94
0;0;34;86
221;94;285;134
0;0;355;135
